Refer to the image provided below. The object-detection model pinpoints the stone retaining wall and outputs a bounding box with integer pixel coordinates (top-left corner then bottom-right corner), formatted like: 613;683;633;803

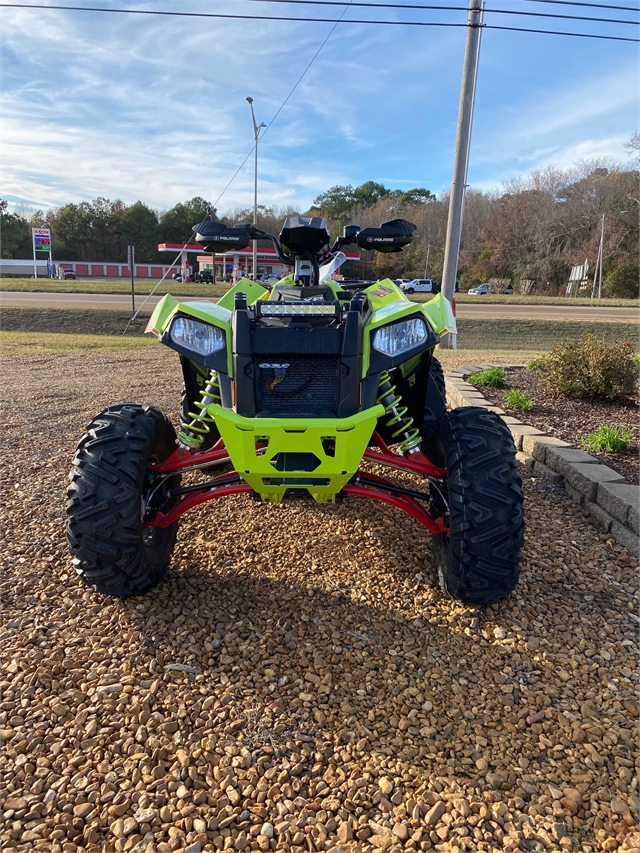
444;365;639;556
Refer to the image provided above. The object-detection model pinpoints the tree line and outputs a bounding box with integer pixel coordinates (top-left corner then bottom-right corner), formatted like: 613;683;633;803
1;158;637;295
309;167;638;297
0;196;213;266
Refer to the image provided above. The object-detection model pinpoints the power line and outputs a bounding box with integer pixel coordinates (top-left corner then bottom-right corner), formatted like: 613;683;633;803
262;0;356;138
522;0;638;12
211;0;355;211
495;5;636;21
2;4;638;40
243;0;639;26
489;20;636;33
210;154;255;214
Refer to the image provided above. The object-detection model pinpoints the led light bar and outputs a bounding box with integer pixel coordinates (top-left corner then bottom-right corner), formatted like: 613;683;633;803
260;303;336;316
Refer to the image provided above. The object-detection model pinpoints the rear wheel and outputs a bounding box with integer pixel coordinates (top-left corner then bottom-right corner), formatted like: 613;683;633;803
67;404;180;597
429;407;524;606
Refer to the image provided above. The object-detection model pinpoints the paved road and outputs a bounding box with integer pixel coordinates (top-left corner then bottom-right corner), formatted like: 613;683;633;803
453;302;638;322
1;291;637;322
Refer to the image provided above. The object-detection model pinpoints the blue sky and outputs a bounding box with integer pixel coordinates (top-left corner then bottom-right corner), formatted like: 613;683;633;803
1;0;637;215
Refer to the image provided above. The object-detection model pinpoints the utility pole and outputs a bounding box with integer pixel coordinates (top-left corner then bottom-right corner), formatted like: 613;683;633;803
597;214;605;299
439;0;484;348
591;249;601;300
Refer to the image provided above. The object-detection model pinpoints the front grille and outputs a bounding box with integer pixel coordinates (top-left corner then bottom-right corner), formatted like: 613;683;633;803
255;356;339;416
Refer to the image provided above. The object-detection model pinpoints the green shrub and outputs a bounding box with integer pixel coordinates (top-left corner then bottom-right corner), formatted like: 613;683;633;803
539;334;638;400
526;356;547;371
468;367;507;388
603;265;639;299
504;389;534;411
583;425;633;453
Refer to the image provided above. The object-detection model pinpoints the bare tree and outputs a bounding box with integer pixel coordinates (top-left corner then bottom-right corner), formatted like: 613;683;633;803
624;131;640;163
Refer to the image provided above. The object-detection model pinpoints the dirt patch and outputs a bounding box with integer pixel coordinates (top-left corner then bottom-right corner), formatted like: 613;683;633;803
1;307;150;337
480;367;639;484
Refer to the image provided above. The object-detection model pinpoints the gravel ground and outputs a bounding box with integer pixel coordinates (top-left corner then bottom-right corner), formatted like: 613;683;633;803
1;349;639;853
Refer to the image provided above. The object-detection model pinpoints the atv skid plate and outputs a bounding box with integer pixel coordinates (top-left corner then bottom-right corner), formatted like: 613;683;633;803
146;431;448;535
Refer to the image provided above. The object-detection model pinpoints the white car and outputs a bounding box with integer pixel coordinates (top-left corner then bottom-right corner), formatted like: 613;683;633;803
402;279;436;294
468;282;513;295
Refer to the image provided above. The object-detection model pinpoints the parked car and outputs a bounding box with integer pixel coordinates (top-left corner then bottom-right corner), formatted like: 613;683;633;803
196;270;213;283
402;279;436;294
62;269;76;280
468;283;513;295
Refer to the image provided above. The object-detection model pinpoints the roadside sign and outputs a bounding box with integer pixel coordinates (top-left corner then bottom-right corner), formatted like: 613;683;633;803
33;228;51;251
32;228;52;278
566;258;589;296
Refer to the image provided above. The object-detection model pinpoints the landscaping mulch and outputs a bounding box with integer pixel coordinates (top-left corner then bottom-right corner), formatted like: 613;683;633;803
479;367;639;485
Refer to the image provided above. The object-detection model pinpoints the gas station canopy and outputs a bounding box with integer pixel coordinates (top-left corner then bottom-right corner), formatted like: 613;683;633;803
157;245;360;262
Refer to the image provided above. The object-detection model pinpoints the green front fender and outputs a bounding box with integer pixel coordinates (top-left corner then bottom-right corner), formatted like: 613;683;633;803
208;403;385;503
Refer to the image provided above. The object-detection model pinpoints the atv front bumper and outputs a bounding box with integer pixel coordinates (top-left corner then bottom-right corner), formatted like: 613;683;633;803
208;403;385;503
147;412;448;535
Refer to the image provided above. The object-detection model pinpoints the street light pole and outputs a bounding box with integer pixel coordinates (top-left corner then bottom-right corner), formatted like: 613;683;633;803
246;97;266;281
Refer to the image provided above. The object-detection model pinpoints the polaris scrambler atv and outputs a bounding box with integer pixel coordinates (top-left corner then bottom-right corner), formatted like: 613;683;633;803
67;216;524;605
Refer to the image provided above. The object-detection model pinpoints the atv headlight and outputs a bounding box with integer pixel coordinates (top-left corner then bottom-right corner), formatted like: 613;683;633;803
372;318;427;356
170;317;225;355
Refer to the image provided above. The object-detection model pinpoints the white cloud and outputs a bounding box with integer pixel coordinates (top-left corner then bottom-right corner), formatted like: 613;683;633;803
472;60;637;166
1;2;637;216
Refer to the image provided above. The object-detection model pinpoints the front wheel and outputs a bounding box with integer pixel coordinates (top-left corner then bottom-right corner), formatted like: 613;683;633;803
406;287;415;294
67;404;180;597
422;356;446;446
429;407;524;606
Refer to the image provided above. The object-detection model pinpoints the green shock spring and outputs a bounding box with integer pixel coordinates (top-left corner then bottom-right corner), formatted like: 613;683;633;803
376;369;422;453
177;370;221;450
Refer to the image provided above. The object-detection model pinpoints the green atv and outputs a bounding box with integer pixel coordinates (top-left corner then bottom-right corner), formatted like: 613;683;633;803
67;216;524;605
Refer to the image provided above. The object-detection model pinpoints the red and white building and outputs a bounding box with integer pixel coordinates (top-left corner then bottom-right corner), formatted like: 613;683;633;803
0;258;180;278
0;244;360;281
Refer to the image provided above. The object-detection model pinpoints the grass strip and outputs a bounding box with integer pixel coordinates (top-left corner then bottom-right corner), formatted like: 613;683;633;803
0;277;228;298
0;331;155;354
